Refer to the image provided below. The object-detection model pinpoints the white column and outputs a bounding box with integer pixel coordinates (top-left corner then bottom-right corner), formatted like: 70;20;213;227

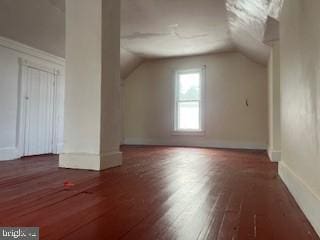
59;0;122;170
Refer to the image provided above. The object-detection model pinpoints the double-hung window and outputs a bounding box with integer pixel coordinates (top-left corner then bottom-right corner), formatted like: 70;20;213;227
174;68;204;133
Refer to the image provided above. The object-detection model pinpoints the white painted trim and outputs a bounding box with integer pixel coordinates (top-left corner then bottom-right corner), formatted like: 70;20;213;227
123;137;267;150
59;153;102;171
0;147;19;161
267;148;281;162
0;37;65;161
279;161;320;237
59;152;122;171
171;131;205;136
20;58;60;75
0;36;65;66
16;58;28;158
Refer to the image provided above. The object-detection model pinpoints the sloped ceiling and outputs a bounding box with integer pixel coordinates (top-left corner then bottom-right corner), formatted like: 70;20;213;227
0;0;282;79
226;0;271;64
121;0;234;58
121;0;282;76
120;48;143;79
225;0;282;63
0;0;65;57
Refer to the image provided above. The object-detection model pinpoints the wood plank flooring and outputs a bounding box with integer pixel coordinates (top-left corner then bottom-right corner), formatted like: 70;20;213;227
0;146;318;240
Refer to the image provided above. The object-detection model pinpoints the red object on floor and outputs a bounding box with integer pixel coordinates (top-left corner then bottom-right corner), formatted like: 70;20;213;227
63;181;75;188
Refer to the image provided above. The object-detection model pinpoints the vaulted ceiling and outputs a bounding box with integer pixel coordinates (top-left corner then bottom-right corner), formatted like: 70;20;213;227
121;0;282;78
0;0;282;79
121;0;233;59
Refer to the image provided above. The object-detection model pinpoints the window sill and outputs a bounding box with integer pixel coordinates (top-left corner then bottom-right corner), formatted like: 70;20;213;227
171;130;205;136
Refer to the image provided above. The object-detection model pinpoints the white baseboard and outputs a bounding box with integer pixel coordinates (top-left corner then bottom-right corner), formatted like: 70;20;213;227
267;148;281;162
0;147;19;161
279;161;320;237
59;151;122;171
123;137;267;150
1;143;64;161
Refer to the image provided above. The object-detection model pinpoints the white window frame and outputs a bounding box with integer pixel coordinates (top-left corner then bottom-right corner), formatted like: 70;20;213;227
173;67;205;135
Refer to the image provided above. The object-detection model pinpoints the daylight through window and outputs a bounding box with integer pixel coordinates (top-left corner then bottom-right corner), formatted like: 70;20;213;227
175;69;203;132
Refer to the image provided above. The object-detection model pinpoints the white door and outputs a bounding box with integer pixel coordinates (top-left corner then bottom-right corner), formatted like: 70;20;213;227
23;66;56;156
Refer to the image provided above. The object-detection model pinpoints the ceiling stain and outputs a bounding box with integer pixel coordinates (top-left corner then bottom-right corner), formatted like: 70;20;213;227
121;32;170;40
169;25;209;40
48;0;65;12
122;26;210;41
121;0;234;60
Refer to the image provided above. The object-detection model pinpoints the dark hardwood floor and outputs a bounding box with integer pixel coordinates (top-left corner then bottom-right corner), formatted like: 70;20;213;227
0;146;318;240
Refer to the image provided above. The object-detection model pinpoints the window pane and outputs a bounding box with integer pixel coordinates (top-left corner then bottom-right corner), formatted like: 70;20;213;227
178;101;200;130
178;72;200;101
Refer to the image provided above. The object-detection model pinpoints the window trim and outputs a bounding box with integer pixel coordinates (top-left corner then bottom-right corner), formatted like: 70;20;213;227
173;67;205;135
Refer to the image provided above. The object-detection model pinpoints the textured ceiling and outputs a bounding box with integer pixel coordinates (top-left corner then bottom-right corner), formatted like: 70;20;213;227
0;0;282;79
121;0;235;59
226;0;271;64
121;0;282;73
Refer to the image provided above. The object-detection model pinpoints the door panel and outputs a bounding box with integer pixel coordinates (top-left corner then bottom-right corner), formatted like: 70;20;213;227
24;67;55;156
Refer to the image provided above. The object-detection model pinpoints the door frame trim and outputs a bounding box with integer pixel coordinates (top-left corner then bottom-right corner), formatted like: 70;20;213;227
17;58;60;157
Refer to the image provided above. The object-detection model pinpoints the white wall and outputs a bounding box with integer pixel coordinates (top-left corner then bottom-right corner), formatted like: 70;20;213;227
123;52;268;149
0;37;65;160
279;0;320;236
268;41;281;162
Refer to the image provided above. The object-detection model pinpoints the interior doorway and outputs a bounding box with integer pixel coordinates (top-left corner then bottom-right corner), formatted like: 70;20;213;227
18;59;59;157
